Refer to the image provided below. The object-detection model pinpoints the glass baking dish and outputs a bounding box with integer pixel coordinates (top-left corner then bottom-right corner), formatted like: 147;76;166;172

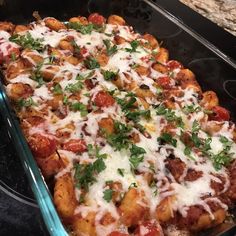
0;0;235;235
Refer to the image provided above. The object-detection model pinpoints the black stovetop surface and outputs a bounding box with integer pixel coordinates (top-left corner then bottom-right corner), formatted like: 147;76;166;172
0;0;235;235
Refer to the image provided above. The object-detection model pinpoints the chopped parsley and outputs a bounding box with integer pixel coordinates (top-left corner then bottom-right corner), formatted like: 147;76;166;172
103;39;118;56
106;121;132;151
211;136;234;170
84;57;100;69
10;52;16;61
16;97;37;109
65;81;83;93
157;133;177;147
74;158;106;191
129;144;146;169
87;144;108;159
70;102;88;117
116;93;137;111
9;33;44;51
129;182;138;189
184;146;195;161
212;151;233;171
52;83;63;95
103;189;113;202
101;69;119;80
30;62;45;87
71;40;81;54
155;105;184;128
183;105;201;114
63;95;69;105
192;120;201;133
67;22;94;34
126;110;151;123
117;168;125;177
125;40;140;53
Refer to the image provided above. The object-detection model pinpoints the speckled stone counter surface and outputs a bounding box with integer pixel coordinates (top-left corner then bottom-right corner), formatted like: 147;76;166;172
180;0;236;36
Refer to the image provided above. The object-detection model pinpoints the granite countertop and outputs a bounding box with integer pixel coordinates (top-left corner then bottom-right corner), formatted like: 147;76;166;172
180;0;236;36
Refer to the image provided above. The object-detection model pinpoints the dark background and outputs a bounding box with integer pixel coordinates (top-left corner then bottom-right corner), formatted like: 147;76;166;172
0;0;235;235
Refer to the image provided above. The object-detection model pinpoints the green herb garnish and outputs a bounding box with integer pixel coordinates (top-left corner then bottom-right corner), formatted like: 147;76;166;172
70;102;88;116
52;83;63;95
84;57;100;69
16;97;37;109
106;121;132;151
74;158;106;191
65;81;83;93
157;133;177;147
183;105;201;114
9;33;44;51
101;69;119;80
67;22;94;34
103;39;118;56
156;105;184;128
125;40;140;53
103;189;113;202
117;168;125;177
129;144;146;169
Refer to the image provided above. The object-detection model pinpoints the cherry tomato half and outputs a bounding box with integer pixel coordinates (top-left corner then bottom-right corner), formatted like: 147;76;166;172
94;91;115;107
156;76;172;89
135;221;162;236
28;133;57;158
108;231;129;236
209;105;230;122
63;139;87;153
88;13;106;25
167;60;183;70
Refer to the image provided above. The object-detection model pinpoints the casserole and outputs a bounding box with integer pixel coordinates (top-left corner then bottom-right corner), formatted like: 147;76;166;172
0;0;235;236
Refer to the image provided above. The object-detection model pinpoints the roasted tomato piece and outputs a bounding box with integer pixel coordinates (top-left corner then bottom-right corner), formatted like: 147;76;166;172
135;220;163;236
28;133;57;158
156;76;171;89
94;91;115;107
167;60;183;70
63;139;87;153
108;232;129;236
209;105;230;122
88;13;106;25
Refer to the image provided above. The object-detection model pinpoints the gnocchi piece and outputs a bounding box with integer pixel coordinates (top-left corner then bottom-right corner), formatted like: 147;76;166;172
98;117;115;135
114;35;127;45
59;39;74;52
44;17;66;31
69;16;88;25
143;33;159;49
152;63;168;74
135;65;150;76
6;59;31;80
21;48;44;66
154;48;169;64
155;196;175;223
96;52;109;66
134;84;155;100
36;153;68;178
54;173;78;223
6;83;33;101
108;15;126;26
41;65;60;81
72;212;96;236
187;208;226;231
119;188;148;227
0;21;15;33
200;91;219;109
13;25;29;34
